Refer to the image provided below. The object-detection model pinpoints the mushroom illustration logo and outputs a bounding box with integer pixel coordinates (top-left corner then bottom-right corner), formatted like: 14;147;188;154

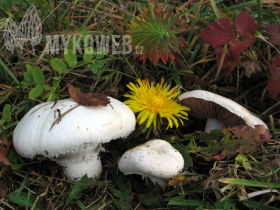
4;5;42;53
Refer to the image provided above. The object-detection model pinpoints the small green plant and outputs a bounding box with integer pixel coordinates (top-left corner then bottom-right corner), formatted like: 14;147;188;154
110;170;133;210
127;2;188;65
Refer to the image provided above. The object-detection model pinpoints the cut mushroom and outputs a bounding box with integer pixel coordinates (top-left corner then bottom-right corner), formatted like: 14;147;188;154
118;139;184;188
178;90;268;132
13;98;136;181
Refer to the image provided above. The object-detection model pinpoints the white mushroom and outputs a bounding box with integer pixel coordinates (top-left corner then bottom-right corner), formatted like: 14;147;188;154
118;139;184;188
178;90;268;132
13;97;136;181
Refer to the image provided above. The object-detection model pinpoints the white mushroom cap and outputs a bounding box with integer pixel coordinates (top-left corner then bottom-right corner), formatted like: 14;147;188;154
13;98;135;157
178;90;267;129
13;97;136;181
118;139;184;188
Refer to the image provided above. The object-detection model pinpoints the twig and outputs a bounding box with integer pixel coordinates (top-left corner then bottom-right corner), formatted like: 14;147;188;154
49;104;80;131
215;44;228;80
30;183;50;210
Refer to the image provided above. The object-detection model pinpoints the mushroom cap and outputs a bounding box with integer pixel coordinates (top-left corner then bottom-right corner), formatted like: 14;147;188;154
178;90;267;128
118;139;184;180
13;97;136;158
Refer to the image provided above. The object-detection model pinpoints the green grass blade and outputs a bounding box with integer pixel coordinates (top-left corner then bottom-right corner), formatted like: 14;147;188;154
220;178;280;188
0;58;19;85
79;1;102;30
210;0;221;19
242;200;280;210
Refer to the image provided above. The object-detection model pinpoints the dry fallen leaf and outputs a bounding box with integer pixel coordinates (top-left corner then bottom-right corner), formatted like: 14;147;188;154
168;176;186;186
67;83;110;106
265;157;280;183
240;57;261;78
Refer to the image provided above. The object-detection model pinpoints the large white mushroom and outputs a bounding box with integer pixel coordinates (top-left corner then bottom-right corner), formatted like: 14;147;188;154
13;97;136;181
178;90;268;132
118;139;184;188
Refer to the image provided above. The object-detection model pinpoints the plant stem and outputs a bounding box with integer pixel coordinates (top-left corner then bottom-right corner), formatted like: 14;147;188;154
249;43;270;66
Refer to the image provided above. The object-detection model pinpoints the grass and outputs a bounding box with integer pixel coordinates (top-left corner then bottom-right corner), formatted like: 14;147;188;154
0;0;280;209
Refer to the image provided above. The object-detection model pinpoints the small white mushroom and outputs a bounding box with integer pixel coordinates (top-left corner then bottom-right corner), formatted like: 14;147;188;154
178;90;268;132
13;97;136;181
118;139;184;188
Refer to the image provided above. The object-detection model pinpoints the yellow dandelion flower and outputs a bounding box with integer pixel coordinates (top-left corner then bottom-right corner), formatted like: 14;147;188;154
124;78;190;130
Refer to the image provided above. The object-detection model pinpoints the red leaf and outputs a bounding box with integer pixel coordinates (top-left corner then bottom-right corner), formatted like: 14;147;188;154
0;154;10;165
214;125;270;160
213;145;238;160
231;40;249;53
200;18;236;48
232;125;271;153
235;11;259;39
216;47;240;76
213;128;239;160
67;83;110;106
267;58;280;99
267;23;280;46
0;137;12;165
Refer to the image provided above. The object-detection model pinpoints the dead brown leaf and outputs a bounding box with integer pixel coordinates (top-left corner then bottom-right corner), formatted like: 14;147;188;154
240;57;261;78
265;157;280;183
67;83;110;106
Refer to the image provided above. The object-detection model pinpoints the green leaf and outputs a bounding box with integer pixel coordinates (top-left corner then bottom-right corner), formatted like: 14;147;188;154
91;65;98;74
96;54;104;59
81;29;89;47
220;178;280;188
9;192;44;210
64;175;95;206
26;64;32;72
0;58;19;85
64;49;77;68
95;60;104;68
4;121;18;130
53;76;62;80
29;85;43;98
255;168;280;182
235;153;251;170
174;141;193;167
101;73;115;80
31;67;45;85
65;16;70;29
168;198;214;208
83;47;94;62
8;150;18;164
110;171;133;210
3;104;11;121
242;200;280;210
24;65;33;82
11;163;26;170
51;58;67;73
23;71;33;83
43;84;53;91
21;82;33;88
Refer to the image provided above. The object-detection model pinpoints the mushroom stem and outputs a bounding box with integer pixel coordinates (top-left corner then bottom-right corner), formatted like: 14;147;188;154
51;145;103;181
148;176;166;189
205;118;223;133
